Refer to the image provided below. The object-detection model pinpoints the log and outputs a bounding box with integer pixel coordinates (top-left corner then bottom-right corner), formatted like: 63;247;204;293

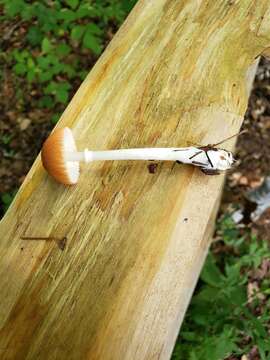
0;1;269;359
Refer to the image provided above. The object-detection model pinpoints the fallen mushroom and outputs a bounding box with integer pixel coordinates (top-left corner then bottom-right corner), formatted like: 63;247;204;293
41;127;235;185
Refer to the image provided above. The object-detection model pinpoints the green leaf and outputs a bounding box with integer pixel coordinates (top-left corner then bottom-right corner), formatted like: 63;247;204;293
203;330;237;360
56;43;71;58
257;337;270;360
51;113;61;124
55;83;71;103
242;307;268;338
4;0;24;17
2;193;12;205
55;88;69;103
14;63;27;75
1;190;17;213
79;70;88;80
83;29;102;55
27;57;35;69
200;254;224;287
224;285;246;307
26;69;36;82
225;263;241;283
121;0;137;13
45;81;71;104
1;134;12;145
39;71;53;83
193;286;218;302
86;23;103;36
71;25;85;41
12;49;30;62
76;3;95;18
180;331;198;342
35;4;58;32
42;38;53;53
65;0;79;10
62;64;76;78
44;81;57;94
189;351;200;360
21;3;35;21
58;8;76;21
38;96;54;109
27;26;43;46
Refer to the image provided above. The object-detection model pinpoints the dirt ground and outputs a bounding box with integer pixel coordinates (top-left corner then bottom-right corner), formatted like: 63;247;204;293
222;58;270;241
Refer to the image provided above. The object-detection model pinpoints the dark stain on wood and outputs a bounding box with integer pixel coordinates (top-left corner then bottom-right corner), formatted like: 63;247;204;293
148;163;158;174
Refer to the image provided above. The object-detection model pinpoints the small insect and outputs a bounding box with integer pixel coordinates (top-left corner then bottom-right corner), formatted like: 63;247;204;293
174;130;245;175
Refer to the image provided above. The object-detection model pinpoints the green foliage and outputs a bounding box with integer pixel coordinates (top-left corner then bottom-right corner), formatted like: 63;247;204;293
172;215;270;360
1;0;137;114
0;0;137;214
0;133;15;157
0;190;17;213
1;134;12;145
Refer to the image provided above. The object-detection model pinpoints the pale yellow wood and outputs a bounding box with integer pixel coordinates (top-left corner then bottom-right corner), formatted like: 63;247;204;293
0;1;269;359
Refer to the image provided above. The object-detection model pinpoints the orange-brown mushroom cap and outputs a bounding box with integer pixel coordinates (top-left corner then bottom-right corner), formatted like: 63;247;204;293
41;127;79;185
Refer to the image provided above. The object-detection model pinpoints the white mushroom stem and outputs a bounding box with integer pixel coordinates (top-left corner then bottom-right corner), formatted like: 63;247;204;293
66;147;197;162
65;147;234;172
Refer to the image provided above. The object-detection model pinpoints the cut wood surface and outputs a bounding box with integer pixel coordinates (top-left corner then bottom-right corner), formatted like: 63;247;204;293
0;1;269;359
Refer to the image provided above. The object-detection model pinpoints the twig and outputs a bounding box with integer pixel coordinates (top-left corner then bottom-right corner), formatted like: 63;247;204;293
21;236;67;251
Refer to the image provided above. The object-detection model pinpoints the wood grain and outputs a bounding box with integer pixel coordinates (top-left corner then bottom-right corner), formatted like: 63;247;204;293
0;1;269;359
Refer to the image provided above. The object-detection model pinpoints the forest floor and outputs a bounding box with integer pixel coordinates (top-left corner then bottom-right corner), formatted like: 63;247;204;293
223;58;270;242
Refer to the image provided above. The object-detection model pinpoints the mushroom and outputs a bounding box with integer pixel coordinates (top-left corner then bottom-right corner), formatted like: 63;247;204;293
41;127;234;185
